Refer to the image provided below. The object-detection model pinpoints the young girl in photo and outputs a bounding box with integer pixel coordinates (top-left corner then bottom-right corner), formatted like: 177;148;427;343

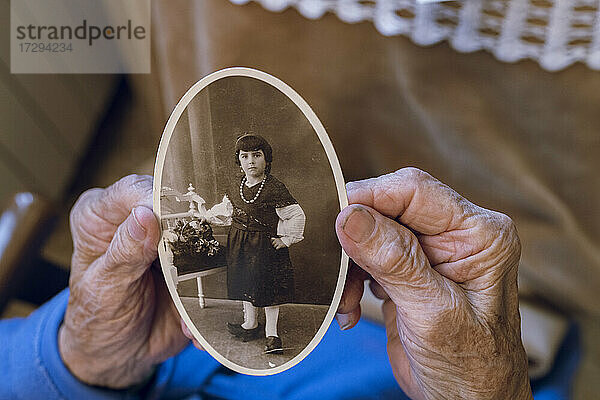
207;134;306;354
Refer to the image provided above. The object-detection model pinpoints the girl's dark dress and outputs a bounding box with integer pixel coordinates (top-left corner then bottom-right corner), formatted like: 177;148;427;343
226;175;297;307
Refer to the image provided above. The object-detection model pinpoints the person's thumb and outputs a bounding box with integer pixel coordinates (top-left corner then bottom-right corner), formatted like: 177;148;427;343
98;205;160;282
336;204;451;316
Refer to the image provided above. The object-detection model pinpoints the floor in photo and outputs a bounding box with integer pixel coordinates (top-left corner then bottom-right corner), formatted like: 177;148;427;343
181;297;329;371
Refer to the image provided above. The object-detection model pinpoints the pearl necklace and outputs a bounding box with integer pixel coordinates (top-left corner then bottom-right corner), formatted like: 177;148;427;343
240;175;266;204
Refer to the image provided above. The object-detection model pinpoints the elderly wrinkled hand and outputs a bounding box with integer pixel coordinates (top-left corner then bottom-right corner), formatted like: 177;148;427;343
335;168;533;400
58;175;189;389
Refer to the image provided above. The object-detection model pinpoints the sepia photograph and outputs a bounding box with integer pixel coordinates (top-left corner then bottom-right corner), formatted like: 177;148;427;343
153;68;347;374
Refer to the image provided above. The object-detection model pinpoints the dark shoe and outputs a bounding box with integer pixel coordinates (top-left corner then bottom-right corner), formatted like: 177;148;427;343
227;322;262;342
226;322;245;335
264;336;283;354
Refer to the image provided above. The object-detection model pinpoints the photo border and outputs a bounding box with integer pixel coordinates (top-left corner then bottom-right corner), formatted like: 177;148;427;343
153;67;349;375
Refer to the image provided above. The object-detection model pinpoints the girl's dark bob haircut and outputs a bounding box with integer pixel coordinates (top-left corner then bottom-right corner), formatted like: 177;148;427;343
235;134;273;174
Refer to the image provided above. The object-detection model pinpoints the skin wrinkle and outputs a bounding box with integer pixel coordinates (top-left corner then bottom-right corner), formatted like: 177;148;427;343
358;170;474;237
60;175;189;388
68;294;130;342
432;215;518;286
401;175;460;234
62;170;530;395
336;168;532;399
369;223;425;282
100;280;146;323
94;175;153;223
419;227;482;268
408;297;467;349
150;290;189;358
464;224;520;294
348;173;412;219
385;304;422;399
420;234;459;265
440;248;503;288
402;200;451;235
468;251;513;293
72;212;114;253
378;182;404;219
66;275;156;378
102;247;149;282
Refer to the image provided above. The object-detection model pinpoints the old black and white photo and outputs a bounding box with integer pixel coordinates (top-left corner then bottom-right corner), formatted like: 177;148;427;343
154;68;347;374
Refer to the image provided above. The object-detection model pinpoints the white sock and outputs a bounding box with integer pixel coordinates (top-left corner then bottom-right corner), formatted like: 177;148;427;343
241;301;258;329
264;306;279;337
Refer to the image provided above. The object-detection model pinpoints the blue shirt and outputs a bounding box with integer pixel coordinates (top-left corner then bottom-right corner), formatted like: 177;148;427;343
0;289;578;399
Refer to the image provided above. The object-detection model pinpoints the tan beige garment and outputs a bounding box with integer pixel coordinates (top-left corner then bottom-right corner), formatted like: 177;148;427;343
152;0;600;316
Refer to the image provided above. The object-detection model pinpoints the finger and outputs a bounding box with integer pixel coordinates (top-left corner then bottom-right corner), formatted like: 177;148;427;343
337;263;366;314
335;307;361;331
336;204;451;315
349;259;370;280
70;175;154;260
96;205;160;282
346;168;480;235
369;279;389;300
336;263;365;331
420;215;520;284
91;175;154;226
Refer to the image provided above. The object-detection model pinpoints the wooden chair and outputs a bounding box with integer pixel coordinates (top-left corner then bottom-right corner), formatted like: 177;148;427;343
0;192;68;316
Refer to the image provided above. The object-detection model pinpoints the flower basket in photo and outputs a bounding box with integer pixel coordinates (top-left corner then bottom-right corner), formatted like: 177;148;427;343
166;218;227;275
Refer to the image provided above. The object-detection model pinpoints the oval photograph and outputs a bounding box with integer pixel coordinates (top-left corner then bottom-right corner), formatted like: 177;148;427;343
153;68;348;375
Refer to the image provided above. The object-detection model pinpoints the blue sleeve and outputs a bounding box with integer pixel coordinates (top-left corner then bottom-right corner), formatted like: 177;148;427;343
0;289;220;400
0;288;579;400
0;287;405;400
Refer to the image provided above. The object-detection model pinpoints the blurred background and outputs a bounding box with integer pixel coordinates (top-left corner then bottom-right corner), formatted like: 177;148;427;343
1;0;599;398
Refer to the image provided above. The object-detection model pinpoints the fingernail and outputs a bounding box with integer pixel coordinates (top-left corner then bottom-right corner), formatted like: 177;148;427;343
342;207;375;243
335;313;353;330
129;207;147;241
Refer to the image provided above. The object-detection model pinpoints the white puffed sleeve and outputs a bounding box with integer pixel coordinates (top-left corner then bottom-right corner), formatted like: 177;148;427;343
276;204;306;247
204;195;233;226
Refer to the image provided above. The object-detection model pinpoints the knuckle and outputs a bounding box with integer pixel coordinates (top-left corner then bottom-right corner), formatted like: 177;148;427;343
374;231;419;278
477;211;522;274
375;183;397;208
131;175;153;193
113;174;152;197
497;213;521;257
394;167;430;184
72;188;102;215
117;174;143;187
345;181;359;192
108;231;139;266
69;188;103;232
498;213;518;236
78;187;104;203
488;212;520;244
